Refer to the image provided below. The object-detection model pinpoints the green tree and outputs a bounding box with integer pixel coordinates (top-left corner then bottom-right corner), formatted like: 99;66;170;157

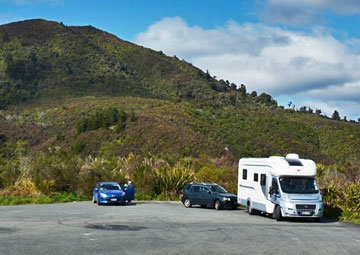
332;110;340;121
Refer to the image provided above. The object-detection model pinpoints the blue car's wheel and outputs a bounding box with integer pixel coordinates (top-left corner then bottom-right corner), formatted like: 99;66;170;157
97;196;102;206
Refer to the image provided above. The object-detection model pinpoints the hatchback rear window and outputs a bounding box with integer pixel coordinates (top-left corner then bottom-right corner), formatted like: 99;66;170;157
191;186;200;192
184;184;192;191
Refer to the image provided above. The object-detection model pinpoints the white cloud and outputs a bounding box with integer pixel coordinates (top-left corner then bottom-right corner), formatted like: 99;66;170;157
134;17;360;120
300;99;360;121
260;0;360;26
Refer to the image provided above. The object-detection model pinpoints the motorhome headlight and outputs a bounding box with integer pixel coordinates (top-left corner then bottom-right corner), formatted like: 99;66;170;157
282;193;291;202
284;202;294;210
318;195;322;202
223;197;231;201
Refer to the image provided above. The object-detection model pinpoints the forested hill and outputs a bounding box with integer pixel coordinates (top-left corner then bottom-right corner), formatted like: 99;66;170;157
0;19;359;167
0;19;265;108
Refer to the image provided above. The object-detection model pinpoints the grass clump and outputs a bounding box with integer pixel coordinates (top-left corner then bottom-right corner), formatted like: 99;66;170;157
0;192;89;206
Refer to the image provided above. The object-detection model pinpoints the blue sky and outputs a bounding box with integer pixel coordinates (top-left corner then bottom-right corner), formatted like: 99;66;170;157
1;0;360;120
0;0;260;41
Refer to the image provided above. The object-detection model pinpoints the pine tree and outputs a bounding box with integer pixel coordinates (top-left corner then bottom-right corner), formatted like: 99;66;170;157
332;110;340;121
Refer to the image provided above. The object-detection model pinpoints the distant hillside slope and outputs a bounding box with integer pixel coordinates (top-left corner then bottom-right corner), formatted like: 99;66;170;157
0;19;359;166
0;96;359;166
0;19;255;109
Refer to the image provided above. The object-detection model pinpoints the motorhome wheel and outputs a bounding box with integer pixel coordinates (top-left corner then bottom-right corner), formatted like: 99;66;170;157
247;201;255;215
274;205;282;221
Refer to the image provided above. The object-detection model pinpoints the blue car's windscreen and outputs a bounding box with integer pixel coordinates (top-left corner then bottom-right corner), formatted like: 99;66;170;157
100;184;121;190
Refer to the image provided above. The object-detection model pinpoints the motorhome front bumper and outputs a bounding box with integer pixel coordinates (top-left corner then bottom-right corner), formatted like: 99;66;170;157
281;202;323;218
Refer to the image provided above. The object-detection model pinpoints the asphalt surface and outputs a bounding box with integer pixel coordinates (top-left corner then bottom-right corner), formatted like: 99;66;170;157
0;201;359;255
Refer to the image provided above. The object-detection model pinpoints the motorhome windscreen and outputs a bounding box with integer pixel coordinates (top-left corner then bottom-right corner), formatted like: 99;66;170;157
279;177;319;194
209;185;227;193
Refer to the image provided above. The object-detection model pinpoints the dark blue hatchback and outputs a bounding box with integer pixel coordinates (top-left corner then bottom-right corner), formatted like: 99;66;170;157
181;183;237;210
93;182;134;205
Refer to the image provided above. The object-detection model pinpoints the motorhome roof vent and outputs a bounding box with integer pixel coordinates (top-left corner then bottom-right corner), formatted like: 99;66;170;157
286;154;299;159
284;154;303;166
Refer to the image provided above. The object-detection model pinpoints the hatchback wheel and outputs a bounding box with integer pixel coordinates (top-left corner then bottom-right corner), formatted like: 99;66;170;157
184;198;192;208
214;200;222;210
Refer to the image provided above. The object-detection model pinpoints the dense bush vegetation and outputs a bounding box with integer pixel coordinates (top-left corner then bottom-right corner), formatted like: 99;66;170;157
318;162;360;223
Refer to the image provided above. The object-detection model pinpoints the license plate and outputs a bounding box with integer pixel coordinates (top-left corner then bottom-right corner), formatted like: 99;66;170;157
301;211;311;215
111;198;117;201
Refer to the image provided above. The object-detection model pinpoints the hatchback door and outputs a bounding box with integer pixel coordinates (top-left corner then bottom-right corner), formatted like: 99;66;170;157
199;186;213;206
188;185;200;205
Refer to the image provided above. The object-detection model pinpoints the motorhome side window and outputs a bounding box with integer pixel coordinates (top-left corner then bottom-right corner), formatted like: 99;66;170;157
260;174;266;186
243;169;247;180
254;173;258;182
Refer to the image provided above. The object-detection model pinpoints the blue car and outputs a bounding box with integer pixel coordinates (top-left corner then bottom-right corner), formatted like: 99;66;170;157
93;182;134;205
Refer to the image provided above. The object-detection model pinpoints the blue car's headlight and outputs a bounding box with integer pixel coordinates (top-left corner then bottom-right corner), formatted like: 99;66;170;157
99;192;107;197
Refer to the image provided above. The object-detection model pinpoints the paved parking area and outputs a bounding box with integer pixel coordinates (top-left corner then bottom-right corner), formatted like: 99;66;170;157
0;201;359;255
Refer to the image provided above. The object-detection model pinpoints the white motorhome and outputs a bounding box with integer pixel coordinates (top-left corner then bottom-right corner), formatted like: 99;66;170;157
238;154;324;221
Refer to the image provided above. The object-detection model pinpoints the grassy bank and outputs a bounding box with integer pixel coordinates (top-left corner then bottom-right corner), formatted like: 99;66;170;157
0;192;89;206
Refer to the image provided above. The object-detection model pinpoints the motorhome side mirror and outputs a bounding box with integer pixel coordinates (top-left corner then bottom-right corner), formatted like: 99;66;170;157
321;188;328;195
269;187;274;194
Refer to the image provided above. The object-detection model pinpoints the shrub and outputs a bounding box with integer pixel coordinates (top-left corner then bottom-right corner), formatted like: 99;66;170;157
319;161;360;222
153;162;194;200
77;157;126;195
73;140;86;154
